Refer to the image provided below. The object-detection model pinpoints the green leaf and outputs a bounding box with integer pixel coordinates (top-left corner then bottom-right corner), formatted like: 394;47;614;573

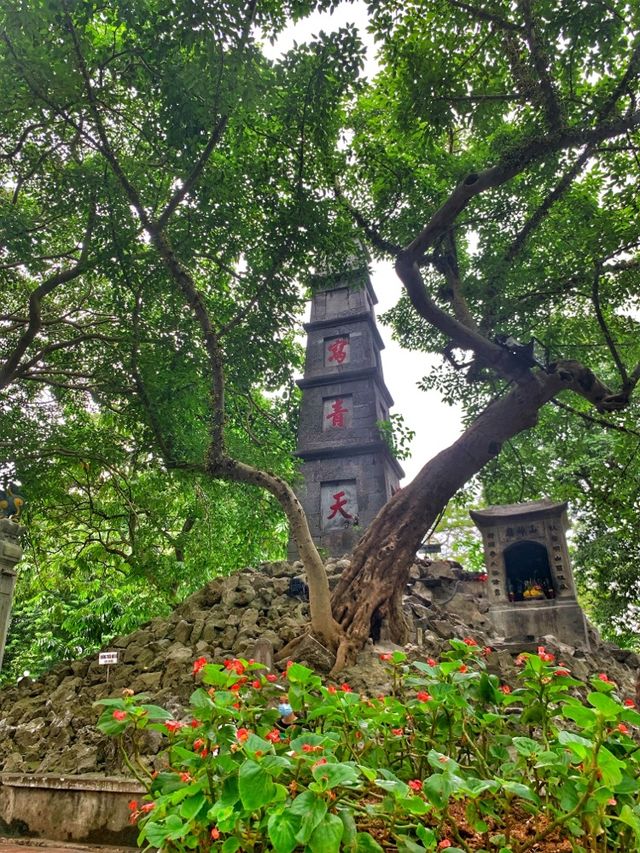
140;703;173;721
613;804;640;838
597;745;625;786
311;761;361;789
222;839;240;853
562;704;598;728
290;791;327;843
268;809;299;853
285;662;314;684
238;759;276;810
308;812;344;853
189;688;215;713
512;736;540;757
588;692;623;719
180;792;206;820
354;832;384;852
422;774;447;809
416;825;437;848
396;836;426;853
338;807;358;850
500;780;540;804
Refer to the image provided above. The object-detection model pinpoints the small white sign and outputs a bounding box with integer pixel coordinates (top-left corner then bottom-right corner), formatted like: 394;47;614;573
99;651;120;666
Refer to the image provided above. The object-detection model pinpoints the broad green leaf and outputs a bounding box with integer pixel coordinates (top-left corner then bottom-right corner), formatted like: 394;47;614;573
311;761;361;789
290;791;327;843
238;759;276;810
268;809;299;853
588;692;623;719
308;812;344;853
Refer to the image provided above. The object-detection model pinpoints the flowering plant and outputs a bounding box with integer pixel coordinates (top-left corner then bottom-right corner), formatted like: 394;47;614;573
96;643;640;852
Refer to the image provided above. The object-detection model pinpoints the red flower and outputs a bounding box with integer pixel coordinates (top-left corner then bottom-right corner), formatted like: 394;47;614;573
128;800;138;812
427;657;437;666
312;757;328;769
458;664;468;673
230;683;241;692
499;685;511;694
463;637;477;647
515;654;527;667
210;827;220;840
302;743;322;753
599;672;614;684
554;669;570;677
438;841;452;850
609;798;617;806
266;673;278;683
112;710;127;721
224;658;246;675
192;656;207;675
252;680;262;689
624;698;635;707
236;728;250;743
265;729;281;743
438;756;449;763
379;652;392;661
164;720;185;734
408;779;423;792
340;683;352;693
416;691;432;702
327;685;337;694
193;738;206;752
140;802;155;814
179;772;192;783
286;660;294;669
392;728;404;736
190;719;200;728
617;722;630;735
537;645;555;662
482;646;493;657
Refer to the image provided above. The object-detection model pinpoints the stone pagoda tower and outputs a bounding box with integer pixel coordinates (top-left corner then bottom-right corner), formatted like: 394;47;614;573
292;259;404;557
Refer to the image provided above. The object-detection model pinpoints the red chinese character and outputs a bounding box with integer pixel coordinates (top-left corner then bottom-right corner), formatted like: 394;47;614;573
327;338;348;364
326;398;348;428
327;490;352;520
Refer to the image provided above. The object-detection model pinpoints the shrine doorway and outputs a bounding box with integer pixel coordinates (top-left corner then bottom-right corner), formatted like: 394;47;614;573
504;540;555;602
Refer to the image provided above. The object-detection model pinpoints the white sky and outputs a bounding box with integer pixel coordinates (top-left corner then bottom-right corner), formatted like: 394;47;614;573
264;3;464;482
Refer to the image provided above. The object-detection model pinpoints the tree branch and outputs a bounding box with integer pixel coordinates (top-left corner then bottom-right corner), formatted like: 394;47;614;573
505;145;592;261
591;264;629;388
333;182;402;255
447;0;524;33
401;109;640;265
518;0;563;130
0;204;95;390
156;115;228;229
550;397;640;437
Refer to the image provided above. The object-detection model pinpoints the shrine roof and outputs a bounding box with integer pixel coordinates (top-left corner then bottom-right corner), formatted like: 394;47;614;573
470;499;568;525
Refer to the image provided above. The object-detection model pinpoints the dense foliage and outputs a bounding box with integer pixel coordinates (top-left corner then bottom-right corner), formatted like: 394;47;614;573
99;643;640;851
0;0;363;674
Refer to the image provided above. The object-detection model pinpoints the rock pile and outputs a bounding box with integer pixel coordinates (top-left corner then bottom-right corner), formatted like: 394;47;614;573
0;557;637;775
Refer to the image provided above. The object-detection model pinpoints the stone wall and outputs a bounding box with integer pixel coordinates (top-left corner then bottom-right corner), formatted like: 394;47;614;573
0;558;637;777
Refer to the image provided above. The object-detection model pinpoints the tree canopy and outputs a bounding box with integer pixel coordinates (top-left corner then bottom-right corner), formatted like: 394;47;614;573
1;0;640;673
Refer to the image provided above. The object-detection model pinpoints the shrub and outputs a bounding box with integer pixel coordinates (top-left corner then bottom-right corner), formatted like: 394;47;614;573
96;642;640;851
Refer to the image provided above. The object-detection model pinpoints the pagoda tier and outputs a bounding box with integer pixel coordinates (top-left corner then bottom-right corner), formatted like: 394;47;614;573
290;263;404;558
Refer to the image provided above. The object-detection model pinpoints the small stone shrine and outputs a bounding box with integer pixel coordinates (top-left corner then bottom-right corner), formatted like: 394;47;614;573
470;499;590;649
292;257;404;557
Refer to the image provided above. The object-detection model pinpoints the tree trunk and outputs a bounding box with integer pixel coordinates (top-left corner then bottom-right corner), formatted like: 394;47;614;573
330;371;565;671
